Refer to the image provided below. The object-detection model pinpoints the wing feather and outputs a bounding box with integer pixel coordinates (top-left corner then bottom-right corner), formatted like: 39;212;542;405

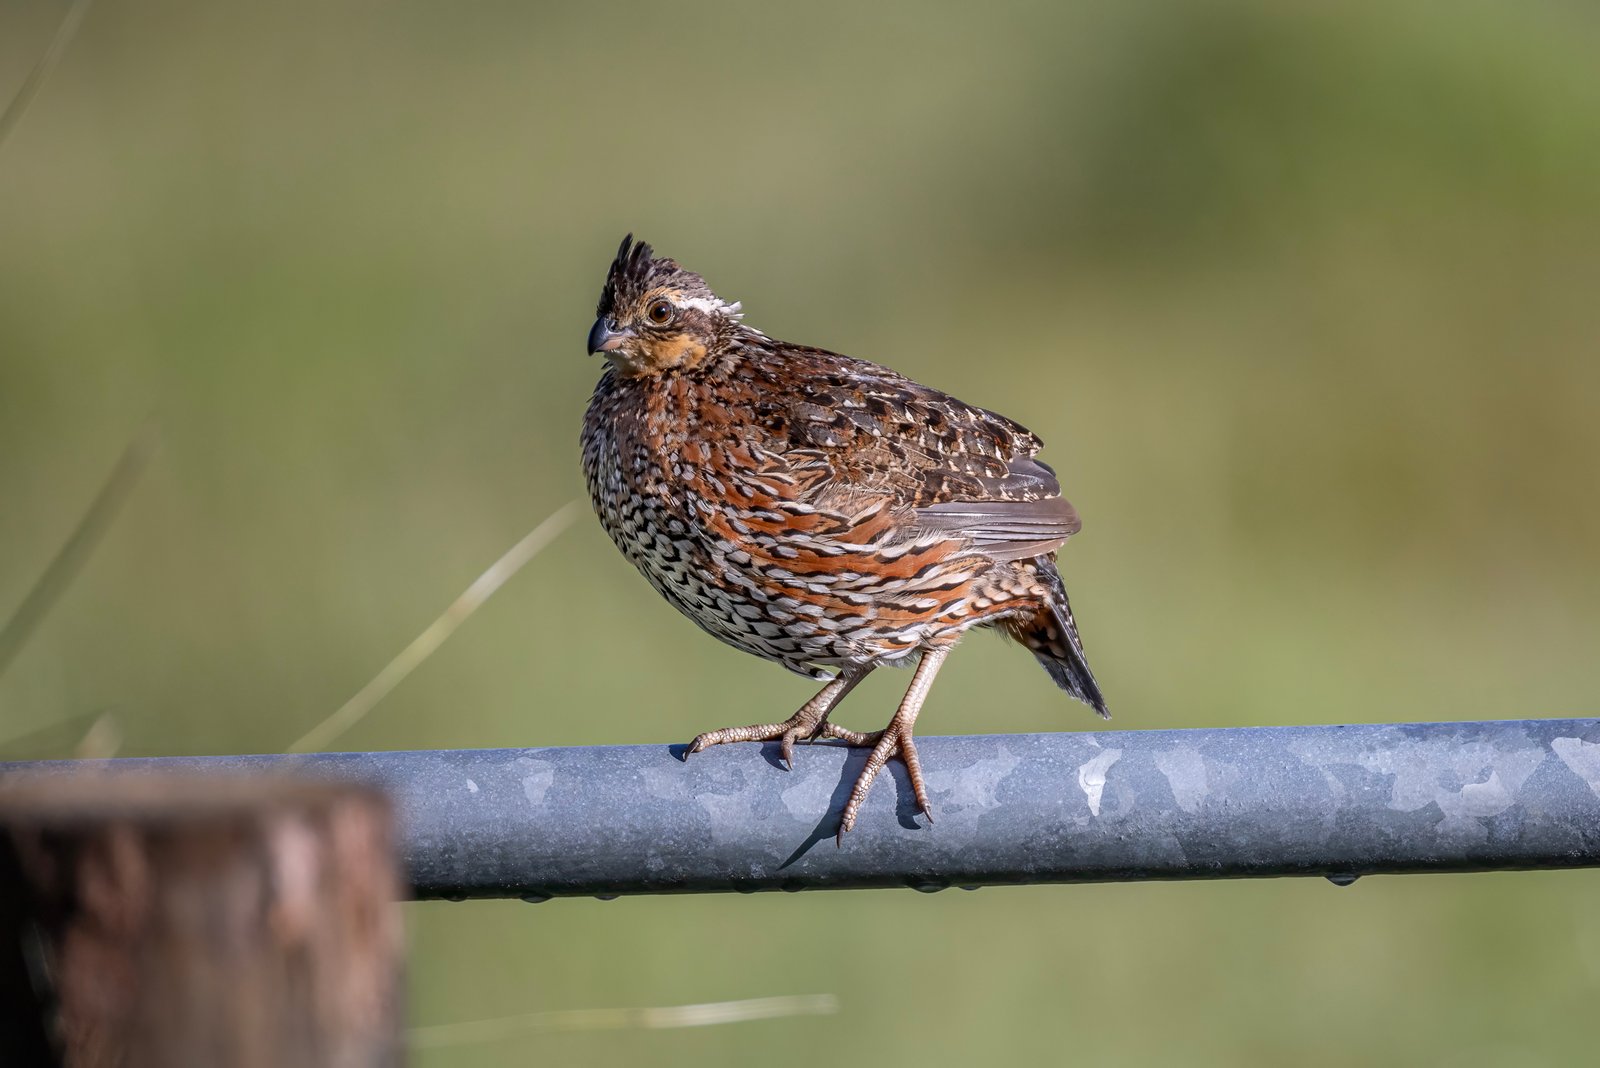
748;347;1087;562
915;494;1082;561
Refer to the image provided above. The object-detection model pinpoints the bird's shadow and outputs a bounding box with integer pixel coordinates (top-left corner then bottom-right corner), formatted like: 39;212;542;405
668;740;924;869
778;742;924;868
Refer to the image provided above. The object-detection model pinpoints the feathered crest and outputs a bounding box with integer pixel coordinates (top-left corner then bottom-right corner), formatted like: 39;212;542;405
595;234;740;320
597;234;649;315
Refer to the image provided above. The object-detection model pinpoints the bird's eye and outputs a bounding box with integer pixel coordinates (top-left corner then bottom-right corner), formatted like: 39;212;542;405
647;300;673;325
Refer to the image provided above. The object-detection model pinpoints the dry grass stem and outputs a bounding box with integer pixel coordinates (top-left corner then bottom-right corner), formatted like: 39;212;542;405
407;993;840;1048
286;499;584;753
0;0;96;153
0;421;158;679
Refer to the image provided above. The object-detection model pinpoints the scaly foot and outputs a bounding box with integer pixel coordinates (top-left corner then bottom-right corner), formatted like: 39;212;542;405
687;711;826;770
831;721;933;844
685;668;869;770
829;646;950;843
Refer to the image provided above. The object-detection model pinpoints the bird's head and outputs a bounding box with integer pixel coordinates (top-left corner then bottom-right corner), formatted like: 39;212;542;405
586;235;745;376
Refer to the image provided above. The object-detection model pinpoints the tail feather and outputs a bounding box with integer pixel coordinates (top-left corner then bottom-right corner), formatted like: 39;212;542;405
1006;559;1109;718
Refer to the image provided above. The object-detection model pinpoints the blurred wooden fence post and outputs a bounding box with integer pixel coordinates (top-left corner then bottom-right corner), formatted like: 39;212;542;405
0;775;404;1067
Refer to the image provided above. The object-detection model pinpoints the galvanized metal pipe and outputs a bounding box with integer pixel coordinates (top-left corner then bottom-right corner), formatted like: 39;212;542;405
4;719;1598;900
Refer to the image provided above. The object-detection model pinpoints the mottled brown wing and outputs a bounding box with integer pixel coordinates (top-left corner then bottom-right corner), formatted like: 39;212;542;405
768;349;1084;561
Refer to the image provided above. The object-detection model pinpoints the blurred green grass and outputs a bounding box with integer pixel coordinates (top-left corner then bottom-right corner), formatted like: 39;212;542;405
3;0;1598;1064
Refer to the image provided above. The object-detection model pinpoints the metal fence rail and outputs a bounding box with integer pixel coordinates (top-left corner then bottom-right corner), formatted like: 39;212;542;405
4;719;1598;900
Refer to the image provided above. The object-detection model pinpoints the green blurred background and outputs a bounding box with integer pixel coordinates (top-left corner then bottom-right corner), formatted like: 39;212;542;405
4;0;1599;1063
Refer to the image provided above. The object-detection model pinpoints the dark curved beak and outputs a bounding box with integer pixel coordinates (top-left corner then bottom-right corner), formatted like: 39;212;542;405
587;317;626;355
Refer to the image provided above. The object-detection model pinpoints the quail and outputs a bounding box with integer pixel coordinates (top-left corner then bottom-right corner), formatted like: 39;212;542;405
580;236;1107;841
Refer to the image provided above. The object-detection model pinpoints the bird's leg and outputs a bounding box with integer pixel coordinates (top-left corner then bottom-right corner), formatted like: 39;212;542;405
836;645;950;843
686;666;872;770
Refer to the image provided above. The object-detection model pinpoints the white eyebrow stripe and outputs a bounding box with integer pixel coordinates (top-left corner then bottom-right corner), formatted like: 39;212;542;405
676;297;743;318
